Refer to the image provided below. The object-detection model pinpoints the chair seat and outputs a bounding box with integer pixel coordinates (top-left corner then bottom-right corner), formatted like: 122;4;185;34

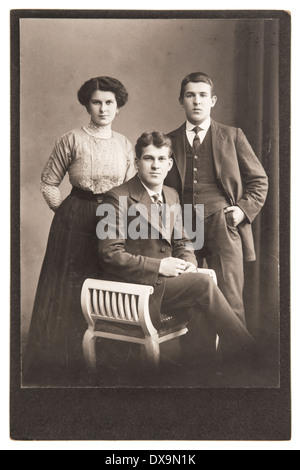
158;313;188;338
93;313;188;340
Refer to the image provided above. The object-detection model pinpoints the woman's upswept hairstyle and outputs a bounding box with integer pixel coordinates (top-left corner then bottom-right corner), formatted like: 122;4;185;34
77;76;128;109
135;132;173;159
179;72;216;101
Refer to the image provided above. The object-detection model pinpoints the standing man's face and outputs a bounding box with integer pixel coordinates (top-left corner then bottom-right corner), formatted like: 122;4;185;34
180;81;217;125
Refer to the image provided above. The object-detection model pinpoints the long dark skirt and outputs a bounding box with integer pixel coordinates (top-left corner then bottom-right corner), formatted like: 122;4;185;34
23;193;102;386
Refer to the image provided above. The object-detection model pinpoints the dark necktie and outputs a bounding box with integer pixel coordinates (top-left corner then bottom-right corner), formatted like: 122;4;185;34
192;126;201;153
152;193;162;206
152;194;163;230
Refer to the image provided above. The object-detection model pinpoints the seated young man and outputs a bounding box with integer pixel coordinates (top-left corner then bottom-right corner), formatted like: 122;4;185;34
97;131;254;374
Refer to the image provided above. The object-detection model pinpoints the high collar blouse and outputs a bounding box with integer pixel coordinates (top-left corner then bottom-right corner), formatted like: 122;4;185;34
41;127;136;195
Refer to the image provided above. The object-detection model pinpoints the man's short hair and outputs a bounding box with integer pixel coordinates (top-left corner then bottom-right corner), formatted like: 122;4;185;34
135;132;173;159
179;72;216;101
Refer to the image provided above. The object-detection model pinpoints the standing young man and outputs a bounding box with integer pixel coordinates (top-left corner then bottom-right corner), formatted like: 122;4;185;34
165;72;268;326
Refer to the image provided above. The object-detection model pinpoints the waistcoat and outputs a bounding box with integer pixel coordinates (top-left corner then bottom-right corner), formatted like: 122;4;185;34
183;127;229;218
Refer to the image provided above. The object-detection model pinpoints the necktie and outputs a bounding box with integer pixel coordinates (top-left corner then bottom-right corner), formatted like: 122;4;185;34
192;126;201;153
152;194;163;231
152;193;162;205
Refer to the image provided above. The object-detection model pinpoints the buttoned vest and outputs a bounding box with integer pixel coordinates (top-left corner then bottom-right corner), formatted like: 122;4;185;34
183;127;229;218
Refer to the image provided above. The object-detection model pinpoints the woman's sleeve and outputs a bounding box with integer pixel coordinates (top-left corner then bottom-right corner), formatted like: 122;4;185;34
40;134;72;211
124;138;137;181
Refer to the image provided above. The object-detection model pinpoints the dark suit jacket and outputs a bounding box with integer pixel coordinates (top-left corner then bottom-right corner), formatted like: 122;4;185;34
165;119;269;261
98;175;198;327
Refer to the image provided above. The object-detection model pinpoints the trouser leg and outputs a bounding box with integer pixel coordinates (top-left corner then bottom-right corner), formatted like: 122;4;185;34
197;209;246;324
179;309;217;366
161;272;254;361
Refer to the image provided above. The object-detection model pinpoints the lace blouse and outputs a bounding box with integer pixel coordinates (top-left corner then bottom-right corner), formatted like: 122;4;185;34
40;125;136;210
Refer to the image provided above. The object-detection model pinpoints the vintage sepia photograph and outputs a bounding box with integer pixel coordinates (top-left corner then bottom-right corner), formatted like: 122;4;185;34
10;9;291;441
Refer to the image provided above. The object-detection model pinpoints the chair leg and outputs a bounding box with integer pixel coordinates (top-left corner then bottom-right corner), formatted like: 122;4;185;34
143;337;160;370
82;329;97;374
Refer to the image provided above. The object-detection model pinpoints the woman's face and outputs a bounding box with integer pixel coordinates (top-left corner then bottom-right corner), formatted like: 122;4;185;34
88;90;119;127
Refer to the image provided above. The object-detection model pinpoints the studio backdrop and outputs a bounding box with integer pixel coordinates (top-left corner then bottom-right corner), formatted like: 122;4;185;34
20;17;280;376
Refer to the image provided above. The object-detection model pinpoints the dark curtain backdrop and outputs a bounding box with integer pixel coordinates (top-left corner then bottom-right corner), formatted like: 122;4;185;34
234;20;280;353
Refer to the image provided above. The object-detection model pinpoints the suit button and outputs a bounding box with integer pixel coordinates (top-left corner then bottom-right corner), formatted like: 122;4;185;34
156;279;162;285
161;247;166;253
194;180;198;184
194;156;199;159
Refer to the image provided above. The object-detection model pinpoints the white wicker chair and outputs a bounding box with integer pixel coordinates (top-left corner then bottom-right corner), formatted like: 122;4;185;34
81;268;218;373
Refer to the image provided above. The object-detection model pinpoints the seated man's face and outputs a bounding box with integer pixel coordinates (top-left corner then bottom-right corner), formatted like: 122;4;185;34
136;145;173;190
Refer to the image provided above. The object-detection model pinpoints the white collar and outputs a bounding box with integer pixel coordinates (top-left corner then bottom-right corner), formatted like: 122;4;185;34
186;117;211;133
139;178;163;201
83;120;113;139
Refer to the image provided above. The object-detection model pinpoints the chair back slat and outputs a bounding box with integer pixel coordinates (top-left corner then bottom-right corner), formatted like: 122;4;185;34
124;294;133;321
131;295;139;323
111;292;119;319
99;290;106;317
118;293;126;320
105;291;113;318
92;289;101;317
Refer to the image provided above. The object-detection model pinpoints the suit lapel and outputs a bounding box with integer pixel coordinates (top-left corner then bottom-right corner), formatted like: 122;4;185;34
162;186;177;242
169;124;186;188
128;175;172;244
211;119;226;177
128;175;153;228
128;174;147;203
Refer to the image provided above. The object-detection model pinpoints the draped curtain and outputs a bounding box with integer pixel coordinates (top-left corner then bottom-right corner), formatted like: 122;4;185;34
234;20;280;357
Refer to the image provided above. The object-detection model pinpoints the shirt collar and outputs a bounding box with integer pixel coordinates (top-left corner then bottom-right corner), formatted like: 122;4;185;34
186;117;211;132
139;178;163;201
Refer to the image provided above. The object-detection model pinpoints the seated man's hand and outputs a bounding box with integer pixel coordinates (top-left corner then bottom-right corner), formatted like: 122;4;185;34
224;206;246;227
182;262;198;274
159;257;187;277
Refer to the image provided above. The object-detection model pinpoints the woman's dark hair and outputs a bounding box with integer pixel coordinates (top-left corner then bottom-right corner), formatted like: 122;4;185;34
135;132;173;159
179;72;216;101
77;76;128;109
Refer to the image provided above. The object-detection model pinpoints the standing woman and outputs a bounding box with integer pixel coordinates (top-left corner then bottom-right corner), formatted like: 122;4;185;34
23;76;136;386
